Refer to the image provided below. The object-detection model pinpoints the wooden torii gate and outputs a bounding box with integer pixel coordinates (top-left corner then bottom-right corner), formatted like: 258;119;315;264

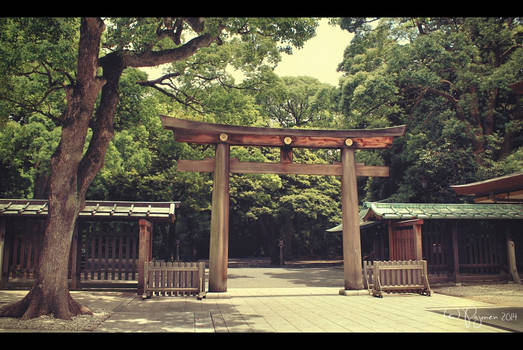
161;116;405;292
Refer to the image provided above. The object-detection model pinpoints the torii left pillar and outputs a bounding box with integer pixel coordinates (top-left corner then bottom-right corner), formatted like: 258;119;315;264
208;142;230;292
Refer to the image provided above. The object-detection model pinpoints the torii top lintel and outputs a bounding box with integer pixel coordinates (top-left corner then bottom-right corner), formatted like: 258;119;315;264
161;115;406;149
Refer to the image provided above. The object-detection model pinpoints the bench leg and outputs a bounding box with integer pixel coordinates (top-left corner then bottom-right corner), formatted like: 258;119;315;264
372;289;383;298
372;281;383;298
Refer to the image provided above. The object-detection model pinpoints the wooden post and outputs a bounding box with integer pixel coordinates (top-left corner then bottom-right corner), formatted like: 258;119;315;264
0;218;5;289
387;221;394;260
280;147;293;164
413;222;423;260
341;147;364;290
138;219;153;295
209;142;230;292
175;240;180;261
451;222;461;283
506;224;521;284
279;239;285;266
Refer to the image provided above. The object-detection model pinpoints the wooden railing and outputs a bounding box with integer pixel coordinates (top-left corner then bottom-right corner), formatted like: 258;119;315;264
80;232;139;281
143;261;206;300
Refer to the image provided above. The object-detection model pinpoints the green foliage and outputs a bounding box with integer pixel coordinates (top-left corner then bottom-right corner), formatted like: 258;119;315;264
0;118;60;197
0;18;78;124
338;17;523;203
256;76;339;127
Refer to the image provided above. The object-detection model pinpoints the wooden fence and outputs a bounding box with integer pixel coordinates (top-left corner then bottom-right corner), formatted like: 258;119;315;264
1;221;140;288
422;221;453;276
80;232;139;282
458;229;504;275
2;227;41;281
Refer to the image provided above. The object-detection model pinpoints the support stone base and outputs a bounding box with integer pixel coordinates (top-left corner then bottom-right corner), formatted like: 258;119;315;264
205;292;232;299
339;288;369;296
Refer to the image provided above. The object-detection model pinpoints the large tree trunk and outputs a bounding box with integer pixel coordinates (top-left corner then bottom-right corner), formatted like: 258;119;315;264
1;202;90;320
0;17;106;320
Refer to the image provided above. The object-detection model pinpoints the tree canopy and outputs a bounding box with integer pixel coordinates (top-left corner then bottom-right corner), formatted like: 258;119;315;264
336;17;522;203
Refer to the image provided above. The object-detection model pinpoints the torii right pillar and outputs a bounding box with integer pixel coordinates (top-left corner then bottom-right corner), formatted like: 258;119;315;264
341;147;364;291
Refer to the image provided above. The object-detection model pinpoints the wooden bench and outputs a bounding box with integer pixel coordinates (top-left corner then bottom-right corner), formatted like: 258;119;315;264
363;260;431;298
143;261;207;300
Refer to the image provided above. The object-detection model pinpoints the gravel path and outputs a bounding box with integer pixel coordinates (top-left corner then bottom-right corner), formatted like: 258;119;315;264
0;310;111;332
0;290;130;332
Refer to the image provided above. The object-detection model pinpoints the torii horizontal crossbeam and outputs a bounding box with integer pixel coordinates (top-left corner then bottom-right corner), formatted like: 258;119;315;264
161;116;406;149
177;158;390;177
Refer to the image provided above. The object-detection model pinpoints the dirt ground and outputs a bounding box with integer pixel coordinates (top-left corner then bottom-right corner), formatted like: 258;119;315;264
433;282;523;307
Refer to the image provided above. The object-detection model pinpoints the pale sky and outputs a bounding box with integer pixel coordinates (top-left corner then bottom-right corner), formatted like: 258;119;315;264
143;18;354;87
274;18;354;86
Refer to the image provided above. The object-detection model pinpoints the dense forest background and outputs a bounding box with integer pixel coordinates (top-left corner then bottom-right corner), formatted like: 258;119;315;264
1;17;521;262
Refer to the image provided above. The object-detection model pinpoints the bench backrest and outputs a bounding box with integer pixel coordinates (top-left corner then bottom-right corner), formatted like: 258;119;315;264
144;261;206;296
373;260;427;287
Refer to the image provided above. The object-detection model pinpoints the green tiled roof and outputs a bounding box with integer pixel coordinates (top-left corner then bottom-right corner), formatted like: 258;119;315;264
362;202;523;220
0;199;181;222
327;202;523;232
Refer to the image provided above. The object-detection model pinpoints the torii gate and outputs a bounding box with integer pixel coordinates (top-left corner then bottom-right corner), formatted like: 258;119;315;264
161;116;405;292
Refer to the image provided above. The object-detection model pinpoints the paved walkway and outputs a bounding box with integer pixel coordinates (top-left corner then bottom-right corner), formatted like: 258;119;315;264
99;266;516;332
97;287;512;332
2;265;521;332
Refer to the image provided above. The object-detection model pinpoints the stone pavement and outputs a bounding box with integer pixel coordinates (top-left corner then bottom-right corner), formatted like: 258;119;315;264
97;287;512;333
95;265;516;333
1;265;520;332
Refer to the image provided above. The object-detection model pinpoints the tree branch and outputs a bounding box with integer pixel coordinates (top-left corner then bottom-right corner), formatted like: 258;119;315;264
501;43;523;60
77;52;123;199
410;84;460;109
76;18;105;85
119;32;218;68
141;82;205;114
138;72;181;85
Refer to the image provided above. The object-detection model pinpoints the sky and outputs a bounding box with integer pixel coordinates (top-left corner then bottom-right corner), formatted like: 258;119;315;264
274;18;354;86
143;18;354;87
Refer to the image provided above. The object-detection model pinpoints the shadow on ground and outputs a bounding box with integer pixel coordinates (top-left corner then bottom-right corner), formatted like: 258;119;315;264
100;297;265;332
226;265;345;289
